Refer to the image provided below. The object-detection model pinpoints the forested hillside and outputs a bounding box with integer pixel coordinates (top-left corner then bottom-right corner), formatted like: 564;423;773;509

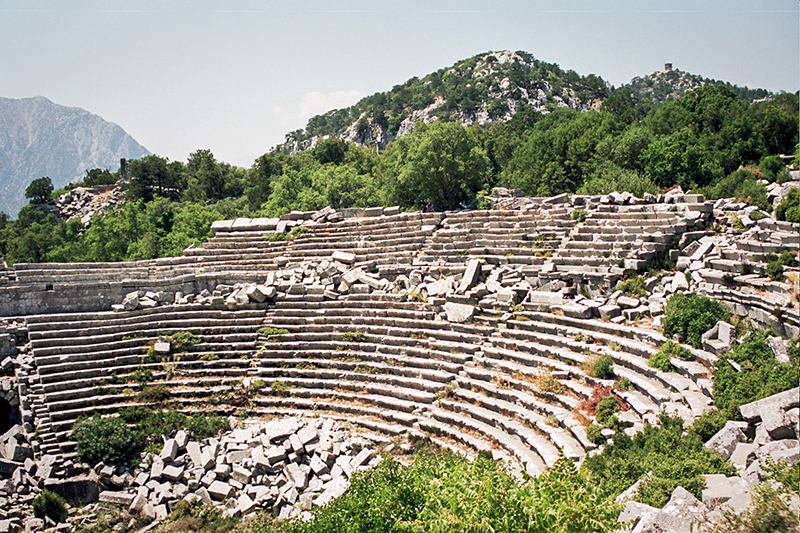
0;73;797;266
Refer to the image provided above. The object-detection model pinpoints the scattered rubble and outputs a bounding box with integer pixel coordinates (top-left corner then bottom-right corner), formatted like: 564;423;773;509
618;387;799;532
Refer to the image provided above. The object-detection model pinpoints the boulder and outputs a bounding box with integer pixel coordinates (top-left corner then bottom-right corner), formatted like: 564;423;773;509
704;421;748;460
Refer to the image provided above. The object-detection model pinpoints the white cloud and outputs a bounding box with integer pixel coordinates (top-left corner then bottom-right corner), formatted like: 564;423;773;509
299;89;364;119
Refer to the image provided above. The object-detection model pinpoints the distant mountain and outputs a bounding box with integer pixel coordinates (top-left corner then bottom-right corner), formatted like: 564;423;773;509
276;51;775;154
0;96;150;217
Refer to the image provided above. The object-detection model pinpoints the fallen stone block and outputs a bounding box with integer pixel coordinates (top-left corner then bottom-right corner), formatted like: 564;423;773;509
99;491;135;506
705;421;748;460
331;251;356;264
208;480;232;500
740;387;800;422
443;302;475;324
561;303;592;319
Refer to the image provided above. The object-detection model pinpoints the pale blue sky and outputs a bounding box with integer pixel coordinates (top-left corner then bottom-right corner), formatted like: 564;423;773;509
1;0;797;167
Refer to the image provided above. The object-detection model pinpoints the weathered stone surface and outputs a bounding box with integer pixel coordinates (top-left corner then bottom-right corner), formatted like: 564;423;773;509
740;387;800;422
208;480;232;500
705;421;748;460
442;302;475;324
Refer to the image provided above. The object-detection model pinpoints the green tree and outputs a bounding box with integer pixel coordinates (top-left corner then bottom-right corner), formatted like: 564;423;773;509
25;177;54;204
381;121;491;210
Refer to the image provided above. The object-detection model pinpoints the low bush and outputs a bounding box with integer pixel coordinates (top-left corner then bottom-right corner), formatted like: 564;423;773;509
593;354;615;380
137;384;171;403
775;187;799;223
570;209;588;223
581;413;736;508
648;350;674;372
341;331;366;342
662;293;728;348
689;409;728;443
168;331;201;351
32;490;68;523
71;414;137;465
595;395;620;427
257;327;289;336
713;333;800;420
616;275;647;298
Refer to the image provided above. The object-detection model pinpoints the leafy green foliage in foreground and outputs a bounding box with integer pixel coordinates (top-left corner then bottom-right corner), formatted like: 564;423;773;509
712;333;800;420
581;413;736;508
280;453;621;533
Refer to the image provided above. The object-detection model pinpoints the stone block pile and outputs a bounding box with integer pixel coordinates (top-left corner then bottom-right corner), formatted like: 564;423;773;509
617;387;800;532
94;417;379;524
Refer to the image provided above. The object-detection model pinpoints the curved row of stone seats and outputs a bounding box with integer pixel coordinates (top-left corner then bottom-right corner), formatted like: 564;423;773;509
484;313;713;417
249;297;598;471
190;212;444;269
11;256;204;285
25;306;271;454
417;209;574;267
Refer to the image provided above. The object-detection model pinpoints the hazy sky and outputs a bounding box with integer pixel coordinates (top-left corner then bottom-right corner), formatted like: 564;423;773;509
1;0;797;168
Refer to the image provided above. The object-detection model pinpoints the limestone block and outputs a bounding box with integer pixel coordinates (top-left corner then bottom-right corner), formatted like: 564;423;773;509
284;463;308;491
426;277;454;296
740;387;800;422
383;206;400;216
616;296;639;309
496;289;517;305
237;493;256;515
457;259;482;293
297;426;318;446
762;409;796;440
208;480;232;500
331;251;356;264
671;271;689;291
161;465;184;482
231;466;252;485
562;303;592;319
99;491;135;506
161;439;178;462
443;302;475;324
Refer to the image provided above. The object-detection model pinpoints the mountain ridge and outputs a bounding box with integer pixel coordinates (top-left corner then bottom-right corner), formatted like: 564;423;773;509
0;95;150;217
276;50;778;154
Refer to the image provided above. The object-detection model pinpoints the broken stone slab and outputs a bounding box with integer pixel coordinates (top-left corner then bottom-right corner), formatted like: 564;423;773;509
160;439;178;462
561;303;592;319
704;421;748;460
457;259;482;294
426;277;454;296
99;491;136;506
701;474;749;509
761;408;796;440
442;302;475;324
739;387;800;422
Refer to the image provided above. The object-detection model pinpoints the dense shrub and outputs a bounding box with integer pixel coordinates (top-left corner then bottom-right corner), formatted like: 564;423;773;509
71;414;137;465
713;333;800;420
662;293;728;348
281;453;621;533
616;275;647;297
649;341;692;372
586;423;605;445
581;413;736;508
168;331;201;351
689;409;728;442
648;350;674;372
32;490;68;523
775;187;799;223
593;354;615;379
596;395;620;427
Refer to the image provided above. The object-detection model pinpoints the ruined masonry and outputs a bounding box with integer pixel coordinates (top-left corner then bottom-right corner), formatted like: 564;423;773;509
0;188;797;530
